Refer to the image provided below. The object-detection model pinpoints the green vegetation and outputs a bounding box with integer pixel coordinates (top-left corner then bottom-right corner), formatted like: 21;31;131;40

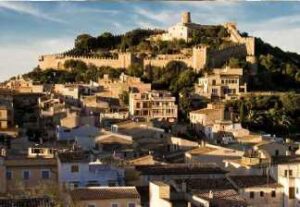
66;29;164;56
226;93;300;137
249;38;300;91
142;61;200;121
189;25;231;49
24;61;124;84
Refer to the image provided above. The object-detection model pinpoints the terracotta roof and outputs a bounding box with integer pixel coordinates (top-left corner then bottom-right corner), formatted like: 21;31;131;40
70;187;140;201
195;189;247;207
272;155;300;164
0;197;52;207
135;163;227;175
185;178;234;191
229;175;282;189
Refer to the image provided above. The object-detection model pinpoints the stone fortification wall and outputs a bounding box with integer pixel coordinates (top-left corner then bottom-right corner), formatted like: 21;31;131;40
224;22;255;56
39;53;133;70
144;46;207;71
144;54;193;68
207;44;247;68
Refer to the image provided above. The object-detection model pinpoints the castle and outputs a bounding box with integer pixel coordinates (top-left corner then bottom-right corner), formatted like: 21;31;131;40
38;12;256;72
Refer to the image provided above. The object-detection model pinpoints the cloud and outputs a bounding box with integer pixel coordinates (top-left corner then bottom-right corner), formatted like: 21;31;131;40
133;7;177;27
0;37;73;82
0;2;66;23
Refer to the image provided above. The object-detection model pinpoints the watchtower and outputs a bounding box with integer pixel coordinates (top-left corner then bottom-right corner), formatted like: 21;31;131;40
181;12;191;24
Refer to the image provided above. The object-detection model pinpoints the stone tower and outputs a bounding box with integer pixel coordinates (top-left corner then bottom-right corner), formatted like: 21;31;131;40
192;46;208;71
181;12;191;24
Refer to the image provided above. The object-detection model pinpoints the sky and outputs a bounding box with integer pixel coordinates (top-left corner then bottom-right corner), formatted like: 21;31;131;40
0;1;300;81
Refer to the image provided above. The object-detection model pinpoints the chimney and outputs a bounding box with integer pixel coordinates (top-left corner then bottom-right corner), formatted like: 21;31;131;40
201;140;206;147
181;182;187;192
209;190;214;199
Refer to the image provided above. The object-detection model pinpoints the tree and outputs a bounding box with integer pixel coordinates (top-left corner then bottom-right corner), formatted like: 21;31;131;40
119;91;129;106
74;34;96;53
127;63;143;77
228;57;241;68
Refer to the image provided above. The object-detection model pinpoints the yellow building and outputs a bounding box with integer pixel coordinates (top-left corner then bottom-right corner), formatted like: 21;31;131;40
98;73;151;98
129;90;178;122
195;66;247;100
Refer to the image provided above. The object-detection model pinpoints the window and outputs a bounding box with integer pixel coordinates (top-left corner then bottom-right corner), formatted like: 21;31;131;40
212;80;216;86
128;203;136;207
271;190;276;197
6;171;12;180
23;170;30;180
260;191;264;197
250;191;254;199
41;170;50;179
289;187;295;199
71;165;79;173
275;150;279;156
108;180;116;186
297;188;299;194
284;170;293;177
112;204;119;207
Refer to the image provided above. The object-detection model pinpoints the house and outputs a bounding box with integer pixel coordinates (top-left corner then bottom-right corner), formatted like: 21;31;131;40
149;178;248;207
166;136;199;152
189;102;224;133
0;197;53;207
60;110;96;128
4;76;45;93
254;141;290;157
69;186;141;207
56;125;100;150
98;73;151;98
185;143;244;169
39;96;66;118
0;147;57;194
0;98;19;137
229;175;284;207
134;163;227;186
270;155;300;207
129;90;178;122
195;66;247;100
57;151;124;189
94;131;133;156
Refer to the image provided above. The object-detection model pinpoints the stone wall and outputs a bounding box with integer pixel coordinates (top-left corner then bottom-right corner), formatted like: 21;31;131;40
207;44;248;68
39;53;133;70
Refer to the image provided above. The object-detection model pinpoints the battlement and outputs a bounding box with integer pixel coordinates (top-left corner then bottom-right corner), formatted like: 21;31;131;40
39;52;133;70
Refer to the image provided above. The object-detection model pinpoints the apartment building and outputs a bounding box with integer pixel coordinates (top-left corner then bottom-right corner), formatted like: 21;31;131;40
129;90;178;122
195;67;247;100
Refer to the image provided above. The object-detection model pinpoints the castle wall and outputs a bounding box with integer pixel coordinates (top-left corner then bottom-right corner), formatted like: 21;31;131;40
144;55;193;68
208;44;247;68
39;53;133;70
224;22;255;56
